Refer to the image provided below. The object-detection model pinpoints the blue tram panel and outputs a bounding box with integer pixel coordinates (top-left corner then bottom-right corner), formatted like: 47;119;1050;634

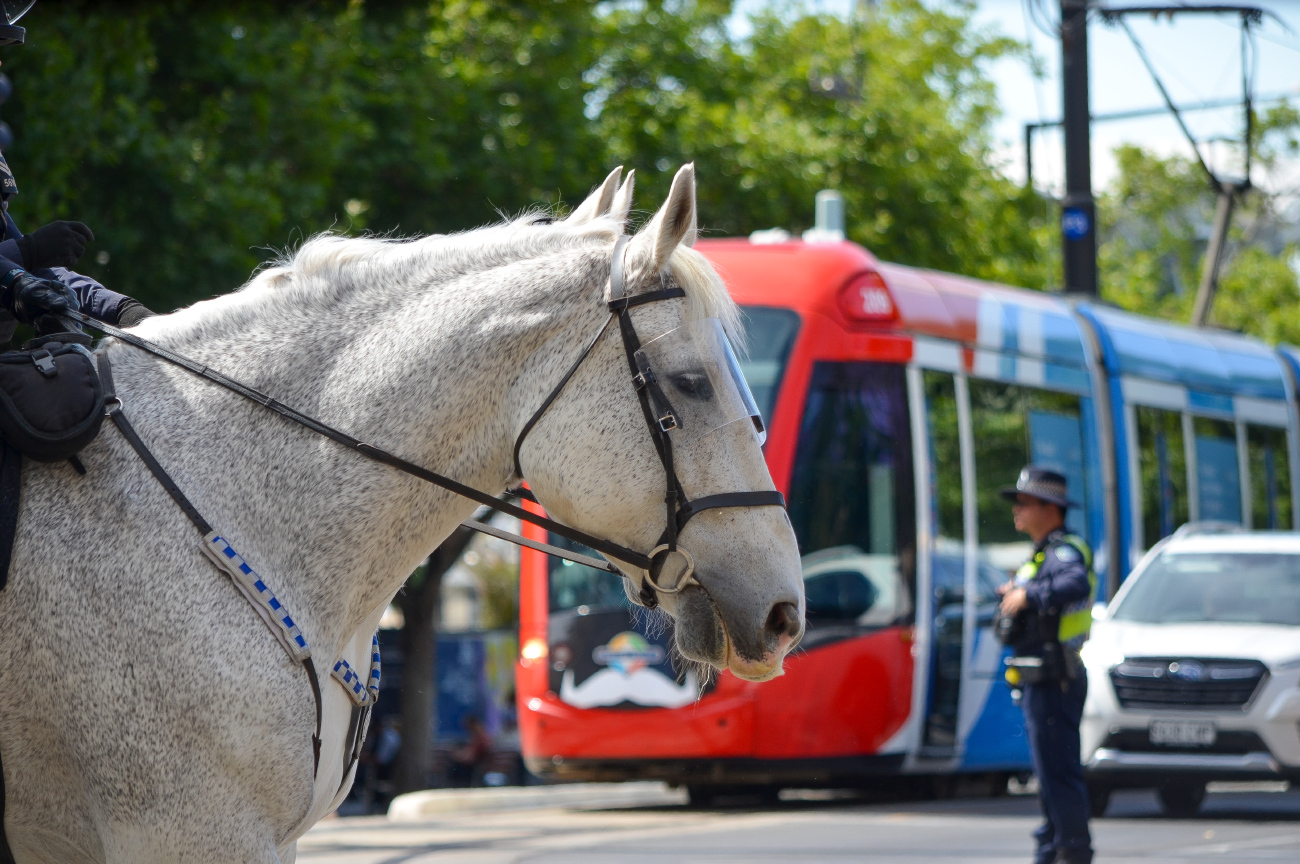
1077;304;1297;579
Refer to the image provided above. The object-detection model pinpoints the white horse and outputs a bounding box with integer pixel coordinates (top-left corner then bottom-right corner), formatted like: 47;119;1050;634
0;165;803;863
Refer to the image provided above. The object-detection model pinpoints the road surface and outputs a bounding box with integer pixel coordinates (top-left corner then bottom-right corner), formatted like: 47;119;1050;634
300;785;1300;863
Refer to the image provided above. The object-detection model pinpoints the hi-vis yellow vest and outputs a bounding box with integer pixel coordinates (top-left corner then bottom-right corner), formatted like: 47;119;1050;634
1014;533;1098;650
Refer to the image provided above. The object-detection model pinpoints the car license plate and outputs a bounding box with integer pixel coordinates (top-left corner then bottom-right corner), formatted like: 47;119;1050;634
1149;720;1216;747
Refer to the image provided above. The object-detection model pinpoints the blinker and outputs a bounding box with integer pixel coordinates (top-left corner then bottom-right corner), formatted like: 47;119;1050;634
633;317;767;446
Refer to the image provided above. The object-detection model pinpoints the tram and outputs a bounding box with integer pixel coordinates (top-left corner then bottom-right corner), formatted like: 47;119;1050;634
513;232;1300;794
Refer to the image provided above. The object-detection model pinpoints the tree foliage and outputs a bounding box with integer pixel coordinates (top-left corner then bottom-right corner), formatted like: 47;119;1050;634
1097;101;1300;343
593;0;1054;287
4;0;1056;313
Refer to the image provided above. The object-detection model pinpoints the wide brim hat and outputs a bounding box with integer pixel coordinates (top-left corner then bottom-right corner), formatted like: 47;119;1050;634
999;466;1079;509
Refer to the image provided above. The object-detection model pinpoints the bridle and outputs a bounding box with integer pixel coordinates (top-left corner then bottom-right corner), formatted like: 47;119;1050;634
510;235;785;606
67;233;785;608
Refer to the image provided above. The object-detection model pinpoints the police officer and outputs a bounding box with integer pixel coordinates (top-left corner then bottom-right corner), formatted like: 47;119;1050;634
997;466;1096;864
0;2;153;338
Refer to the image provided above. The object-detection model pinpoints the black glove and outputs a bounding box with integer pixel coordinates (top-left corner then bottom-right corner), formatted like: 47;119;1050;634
116;299;156;328
16;221;94;270
0;268;79;329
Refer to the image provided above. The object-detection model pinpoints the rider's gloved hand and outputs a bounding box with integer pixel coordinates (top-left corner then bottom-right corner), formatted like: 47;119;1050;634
0;268;79;329
16;221;94;270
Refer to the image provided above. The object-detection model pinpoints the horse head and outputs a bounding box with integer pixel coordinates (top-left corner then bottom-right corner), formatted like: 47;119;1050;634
517;165;804;681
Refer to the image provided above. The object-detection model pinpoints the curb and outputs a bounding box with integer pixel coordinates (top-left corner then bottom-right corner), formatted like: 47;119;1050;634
387;781;685;819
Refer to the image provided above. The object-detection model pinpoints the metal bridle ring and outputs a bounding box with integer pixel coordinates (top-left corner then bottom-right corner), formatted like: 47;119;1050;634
645;545;696;594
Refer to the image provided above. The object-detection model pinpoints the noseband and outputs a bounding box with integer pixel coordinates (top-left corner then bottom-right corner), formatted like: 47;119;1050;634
68;235;785;608
511;235;785;606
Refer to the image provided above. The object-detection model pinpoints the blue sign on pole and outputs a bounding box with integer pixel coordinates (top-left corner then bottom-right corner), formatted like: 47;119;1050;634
1062;207;1090;240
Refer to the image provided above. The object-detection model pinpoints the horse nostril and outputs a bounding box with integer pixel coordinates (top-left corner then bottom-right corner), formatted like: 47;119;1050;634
765;601;801;642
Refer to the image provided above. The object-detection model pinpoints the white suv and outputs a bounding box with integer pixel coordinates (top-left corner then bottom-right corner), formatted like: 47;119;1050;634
1081;527;1300;817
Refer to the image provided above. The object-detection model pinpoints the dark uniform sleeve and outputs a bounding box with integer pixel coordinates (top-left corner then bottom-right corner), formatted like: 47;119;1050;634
43;266;129;323
1;211;136;325
1024;541;1092;614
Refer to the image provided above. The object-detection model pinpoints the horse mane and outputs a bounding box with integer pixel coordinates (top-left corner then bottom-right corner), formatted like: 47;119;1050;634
141;213;743;350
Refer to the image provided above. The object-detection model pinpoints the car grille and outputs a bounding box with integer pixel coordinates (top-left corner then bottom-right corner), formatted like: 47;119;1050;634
1109;658;1268;710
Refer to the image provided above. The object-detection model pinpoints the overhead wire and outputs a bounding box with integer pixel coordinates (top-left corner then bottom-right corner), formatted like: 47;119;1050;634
1116;15;1221;187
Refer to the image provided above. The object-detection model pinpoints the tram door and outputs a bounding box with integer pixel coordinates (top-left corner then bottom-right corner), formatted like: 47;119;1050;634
919;372;1090;755
920;371;964;752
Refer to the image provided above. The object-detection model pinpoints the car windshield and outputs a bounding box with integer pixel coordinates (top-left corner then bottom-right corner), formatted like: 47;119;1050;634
1113;551;1300;626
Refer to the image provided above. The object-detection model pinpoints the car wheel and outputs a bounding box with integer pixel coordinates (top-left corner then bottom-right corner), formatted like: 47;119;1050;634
1157;782;1206;817
1088;783;1111;818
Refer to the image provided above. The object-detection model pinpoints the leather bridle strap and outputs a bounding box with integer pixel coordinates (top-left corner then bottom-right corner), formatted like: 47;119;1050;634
672;490;788;536
511;313;614;480
67;309;655;573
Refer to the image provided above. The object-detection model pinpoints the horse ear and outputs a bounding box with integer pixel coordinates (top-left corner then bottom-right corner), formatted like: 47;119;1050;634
630;163;696;273
566;167;623;224
610;168;635;228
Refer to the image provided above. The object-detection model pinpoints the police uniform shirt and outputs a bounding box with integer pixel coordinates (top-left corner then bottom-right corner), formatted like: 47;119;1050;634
1020;528;1092;616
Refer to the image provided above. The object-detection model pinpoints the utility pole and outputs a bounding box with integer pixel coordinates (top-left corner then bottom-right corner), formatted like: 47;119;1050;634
1060;0;1097;297
1190;184;1237;326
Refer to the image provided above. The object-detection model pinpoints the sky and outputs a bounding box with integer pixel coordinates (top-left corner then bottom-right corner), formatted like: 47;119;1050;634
731;1;1300;199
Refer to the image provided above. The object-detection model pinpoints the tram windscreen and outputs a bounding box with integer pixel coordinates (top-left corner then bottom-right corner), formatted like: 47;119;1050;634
1114;552;1300;626
788;361;916;607
736;306;800;424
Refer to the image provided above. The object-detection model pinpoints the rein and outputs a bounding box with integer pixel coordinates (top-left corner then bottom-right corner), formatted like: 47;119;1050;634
62;312;646;574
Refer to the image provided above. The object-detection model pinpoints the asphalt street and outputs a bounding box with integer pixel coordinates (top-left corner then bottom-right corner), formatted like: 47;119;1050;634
299;785;1300;863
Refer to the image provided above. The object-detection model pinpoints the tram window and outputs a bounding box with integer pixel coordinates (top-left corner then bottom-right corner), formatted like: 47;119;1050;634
1247;424;1292;530
737;306;800;423
924;371;962;550
788;361;916;604
969;381;1088;578
1193;417;1241;524
545;534;630;613
1136;406;1189;546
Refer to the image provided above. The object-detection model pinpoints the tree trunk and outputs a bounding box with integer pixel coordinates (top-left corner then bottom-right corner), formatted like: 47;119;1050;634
393;525;475;794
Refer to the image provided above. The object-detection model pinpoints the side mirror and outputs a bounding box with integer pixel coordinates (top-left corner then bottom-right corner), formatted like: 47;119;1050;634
805;570;877;621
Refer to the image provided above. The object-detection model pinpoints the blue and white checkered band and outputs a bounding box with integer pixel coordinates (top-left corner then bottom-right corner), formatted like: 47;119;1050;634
368;633;382;703
332;658;368;704
331;634;382;707
201;532;311;663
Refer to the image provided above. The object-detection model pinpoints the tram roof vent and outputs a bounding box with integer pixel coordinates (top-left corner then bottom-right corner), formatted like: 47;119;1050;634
803;189;845;243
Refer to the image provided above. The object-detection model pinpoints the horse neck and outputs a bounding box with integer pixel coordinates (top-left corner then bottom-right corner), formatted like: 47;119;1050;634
108;245;606;658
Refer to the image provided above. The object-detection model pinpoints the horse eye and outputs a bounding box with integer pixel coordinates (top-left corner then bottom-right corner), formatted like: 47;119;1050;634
530;216;557;225
672;372;714;400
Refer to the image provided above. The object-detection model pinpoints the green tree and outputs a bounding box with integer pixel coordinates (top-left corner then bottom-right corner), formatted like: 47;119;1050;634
345;1;603;235
591;0;1055;288
6;1;371;311
1097;102;1300;341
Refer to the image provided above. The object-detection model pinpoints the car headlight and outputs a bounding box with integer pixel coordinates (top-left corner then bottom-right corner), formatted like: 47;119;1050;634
1080;639;1124;670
